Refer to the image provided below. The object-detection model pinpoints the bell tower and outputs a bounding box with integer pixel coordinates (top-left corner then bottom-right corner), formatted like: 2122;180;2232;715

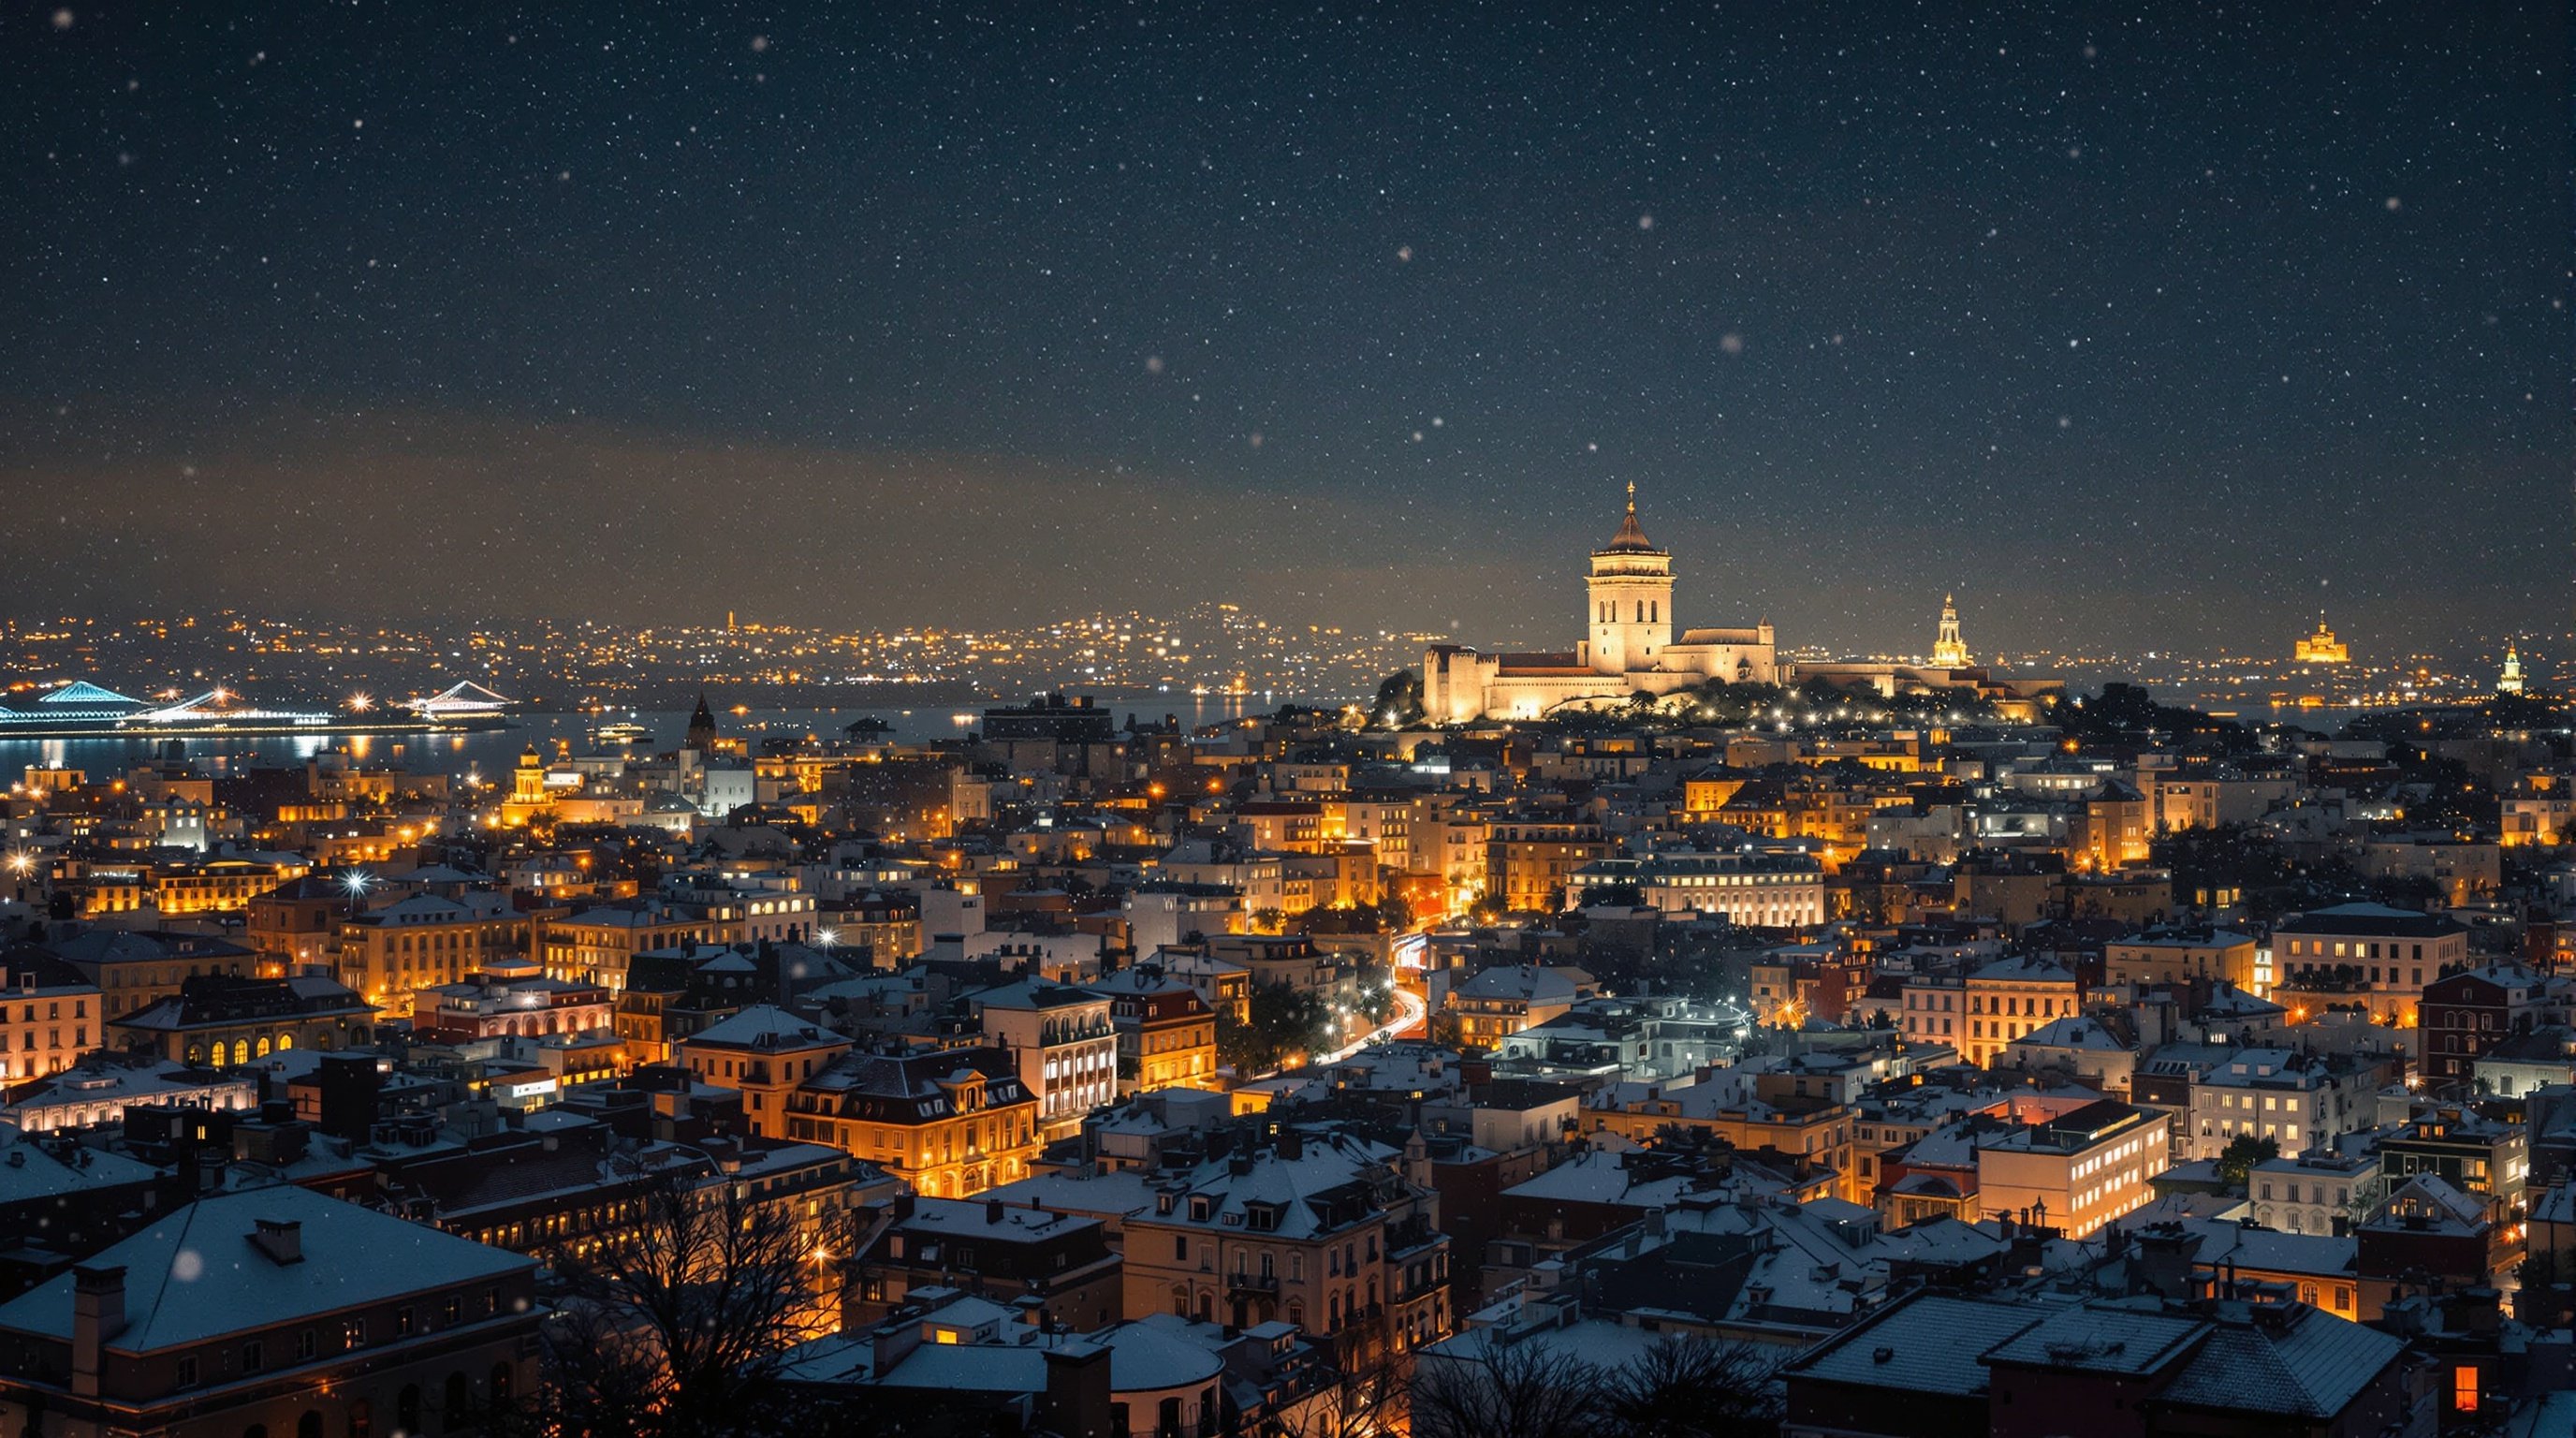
1931;594;1970;668
1586;483;1675;677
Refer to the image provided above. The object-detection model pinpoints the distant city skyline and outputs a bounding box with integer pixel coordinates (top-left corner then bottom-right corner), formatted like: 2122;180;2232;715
4;6;2564;658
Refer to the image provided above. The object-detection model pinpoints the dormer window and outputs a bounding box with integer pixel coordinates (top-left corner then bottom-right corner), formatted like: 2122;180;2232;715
1189;1196;1213;1223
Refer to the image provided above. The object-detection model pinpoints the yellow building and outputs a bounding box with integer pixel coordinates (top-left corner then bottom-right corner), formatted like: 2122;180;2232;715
2104;928;2260;992
677;1005;855;1137
500;745;555;827
1930;594;1971;668
1960;955;2082;1068
1485;820;1610;913
337;890;522;1017
1975;1099;2169;1239
784;1048;1041;1199
2295;615;2349;664
1098;971;1218;1095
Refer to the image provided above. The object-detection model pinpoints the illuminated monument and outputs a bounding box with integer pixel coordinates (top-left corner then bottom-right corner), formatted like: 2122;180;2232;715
1421;488;2060;724
1421;486;1778;722
2498;645;2526;696
1931;594;1971;668
2295;615;2349;665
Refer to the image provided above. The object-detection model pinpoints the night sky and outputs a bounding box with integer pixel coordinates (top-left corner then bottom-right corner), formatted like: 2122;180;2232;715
5;4;2566;660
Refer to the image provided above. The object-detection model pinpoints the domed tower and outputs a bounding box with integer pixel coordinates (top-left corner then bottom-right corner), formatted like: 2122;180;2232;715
1587;482;1675;677
2499;644;2526;695
510;744;548;805
1932;594;1971;668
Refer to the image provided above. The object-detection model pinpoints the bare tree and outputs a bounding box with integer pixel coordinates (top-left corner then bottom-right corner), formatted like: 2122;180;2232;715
1265;1356;1409;1438
533;1164;850;1438
1411;1335;1608;1438
1608;1335;1784;1438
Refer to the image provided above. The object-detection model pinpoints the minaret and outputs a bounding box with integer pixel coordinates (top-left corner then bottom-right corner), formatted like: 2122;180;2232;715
2499;645;2526;695
1586;481;1675;677
1931;594;1971;668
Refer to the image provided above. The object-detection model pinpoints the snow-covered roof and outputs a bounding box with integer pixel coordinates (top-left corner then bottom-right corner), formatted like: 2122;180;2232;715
0;1185;530;1351
681;1005;843;1052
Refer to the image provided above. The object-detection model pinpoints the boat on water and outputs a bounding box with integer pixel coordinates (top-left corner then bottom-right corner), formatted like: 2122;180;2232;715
401;682;518;728
589;720;654;746
0;681;513;739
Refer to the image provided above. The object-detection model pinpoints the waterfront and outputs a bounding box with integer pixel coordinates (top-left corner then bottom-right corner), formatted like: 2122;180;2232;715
0;696;1284;784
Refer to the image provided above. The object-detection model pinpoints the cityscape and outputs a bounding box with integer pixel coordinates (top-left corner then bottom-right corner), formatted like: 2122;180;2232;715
4;6;2569;1438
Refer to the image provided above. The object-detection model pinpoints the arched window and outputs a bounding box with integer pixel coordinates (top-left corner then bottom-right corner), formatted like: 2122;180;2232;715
277;1033;294;1050
444;1372;471;1432
347;1399;372;1438
297;1412;323;1438
490;1361;515;1405
233;1039;251;1065
398;1385;422;1432
256;1036;271;1058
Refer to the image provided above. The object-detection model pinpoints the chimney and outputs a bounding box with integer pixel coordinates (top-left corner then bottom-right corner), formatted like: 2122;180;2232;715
1037;1342;1113;1438
988;1198;1006;1225
71;1265;125;1398
250;1218;304;1266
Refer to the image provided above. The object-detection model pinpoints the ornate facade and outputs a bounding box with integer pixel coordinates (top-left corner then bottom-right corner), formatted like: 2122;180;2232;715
1421;487;1780;723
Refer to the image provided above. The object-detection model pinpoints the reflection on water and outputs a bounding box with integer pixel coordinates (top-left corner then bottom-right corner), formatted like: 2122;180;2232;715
0;697;1279;783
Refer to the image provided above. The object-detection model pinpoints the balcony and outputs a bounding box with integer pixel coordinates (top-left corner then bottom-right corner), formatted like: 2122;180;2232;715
1226;1270;1281;1294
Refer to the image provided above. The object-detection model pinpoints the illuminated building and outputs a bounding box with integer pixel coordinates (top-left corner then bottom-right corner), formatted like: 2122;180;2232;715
2295;613;2350;664
2497;643;2525;695
499;745;552;828
1093;967;1219;1096
1422;487;1779;723
1958;955;2082;1068
1972;1098;2168;1238
1484;818;1610;913
39;929;259;1024
973;980;1120;1140
1577;850;1826;928
0;953;101;1082
538;901;728;994
2271;902;2468;1026
110;975;375;1066
2181;1049;2370;1164
416;966;617;1045
1930;593;1971;668
677;1005;856;1139
336;890;520;1017
783;1047;1041;1199
1108;1129;1450;1364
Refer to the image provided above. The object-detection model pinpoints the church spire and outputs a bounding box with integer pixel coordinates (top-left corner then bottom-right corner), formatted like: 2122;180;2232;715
1601;480;1659;553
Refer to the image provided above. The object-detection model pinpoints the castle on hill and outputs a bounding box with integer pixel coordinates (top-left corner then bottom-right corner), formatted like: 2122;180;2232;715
1420;487;2057;724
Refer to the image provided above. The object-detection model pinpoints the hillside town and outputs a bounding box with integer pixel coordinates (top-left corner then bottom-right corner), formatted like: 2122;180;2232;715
0;642;2570;1436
